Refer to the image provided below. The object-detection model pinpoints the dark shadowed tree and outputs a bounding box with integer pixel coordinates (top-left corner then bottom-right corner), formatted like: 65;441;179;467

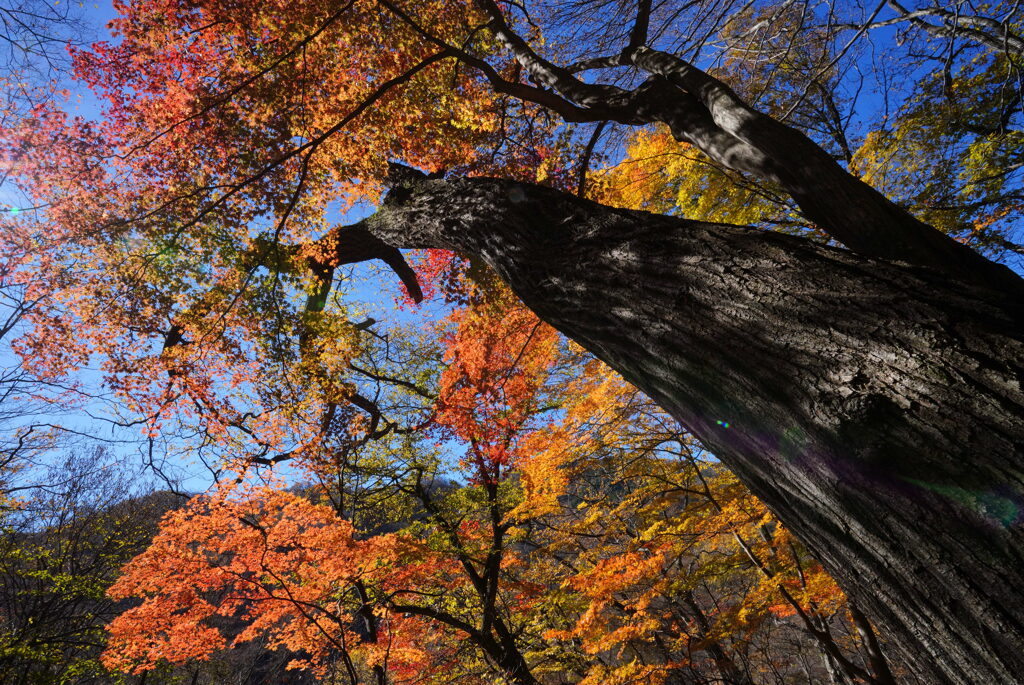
360;158;1023;685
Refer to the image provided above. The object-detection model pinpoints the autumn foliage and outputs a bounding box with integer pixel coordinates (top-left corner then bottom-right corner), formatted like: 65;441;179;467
90;286;878;684
1;0;1021;683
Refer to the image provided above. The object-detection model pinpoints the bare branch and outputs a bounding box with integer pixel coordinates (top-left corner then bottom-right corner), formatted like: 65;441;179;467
849;2;1024;58
475;0;630;110
376;0;606;122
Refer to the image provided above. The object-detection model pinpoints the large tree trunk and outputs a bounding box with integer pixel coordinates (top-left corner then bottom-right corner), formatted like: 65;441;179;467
361;173;1024;684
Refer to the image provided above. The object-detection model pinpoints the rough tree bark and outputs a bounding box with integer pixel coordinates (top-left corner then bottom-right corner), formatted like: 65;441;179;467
350;171;1024;685
451;0;1024;298
286;2;1024;678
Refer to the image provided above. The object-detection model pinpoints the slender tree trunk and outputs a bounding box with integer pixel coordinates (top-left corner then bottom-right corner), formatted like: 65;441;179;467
353;580;387;685
681;590;754;685
363;173;1024;685
849;601;897;685
474;631;538;685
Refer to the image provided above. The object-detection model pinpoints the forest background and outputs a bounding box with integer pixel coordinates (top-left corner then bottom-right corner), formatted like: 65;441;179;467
0;1;1022;684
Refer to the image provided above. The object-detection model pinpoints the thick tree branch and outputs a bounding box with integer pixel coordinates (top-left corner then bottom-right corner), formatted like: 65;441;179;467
463;6;1021;289
473;0;635;111
388;603;480;638
626;46;1024;294
304;224;423;304
565;54;625;73
632;77;785;182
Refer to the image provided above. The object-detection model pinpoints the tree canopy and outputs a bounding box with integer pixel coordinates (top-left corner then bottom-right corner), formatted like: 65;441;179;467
1;1;1023;683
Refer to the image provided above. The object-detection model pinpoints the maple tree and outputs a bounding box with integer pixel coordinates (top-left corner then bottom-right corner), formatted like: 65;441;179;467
102;292;553;684
0;447;319;685
1;0;1023;683
102;291;905;684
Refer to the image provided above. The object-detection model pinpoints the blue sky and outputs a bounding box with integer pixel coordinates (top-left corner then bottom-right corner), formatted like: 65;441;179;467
2;0;1021;497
